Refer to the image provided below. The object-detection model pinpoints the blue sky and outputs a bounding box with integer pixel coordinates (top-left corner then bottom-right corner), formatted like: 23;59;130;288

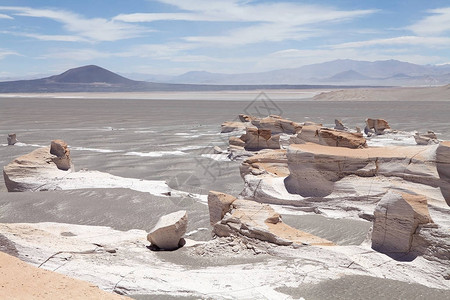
1;0;450;78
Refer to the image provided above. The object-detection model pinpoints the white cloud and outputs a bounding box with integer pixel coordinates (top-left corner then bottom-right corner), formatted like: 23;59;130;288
116;1;376;46
331;36;450;49
0;49;19;59
0;6;149;42
408;7;450;36
39;49;112;61
0;13;12;19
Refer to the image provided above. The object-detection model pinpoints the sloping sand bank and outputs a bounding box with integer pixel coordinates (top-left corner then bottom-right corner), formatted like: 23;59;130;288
0;251;130;300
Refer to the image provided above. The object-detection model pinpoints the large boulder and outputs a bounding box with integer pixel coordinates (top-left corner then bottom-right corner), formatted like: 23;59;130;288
7;133;17;145
208;191;236;225
211;196;334;246
372;192;433;253
50;140;72;170
147;210;188;250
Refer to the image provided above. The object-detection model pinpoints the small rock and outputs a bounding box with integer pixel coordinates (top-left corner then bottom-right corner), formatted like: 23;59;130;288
147;210;188;250
50;140;72;171
7;133;17;145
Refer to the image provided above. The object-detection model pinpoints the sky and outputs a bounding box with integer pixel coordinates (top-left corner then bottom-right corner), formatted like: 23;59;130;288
1;0;450;78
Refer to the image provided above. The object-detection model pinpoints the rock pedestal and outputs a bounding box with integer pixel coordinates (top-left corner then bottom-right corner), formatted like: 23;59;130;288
147;210;188;250
371;192;433;253
365;118;391;135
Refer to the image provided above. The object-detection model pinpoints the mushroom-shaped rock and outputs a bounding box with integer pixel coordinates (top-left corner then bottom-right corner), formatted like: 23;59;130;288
208;191;236;225
50;140;72;171
372;192;433;253
7;133;17;145
147;210;188;250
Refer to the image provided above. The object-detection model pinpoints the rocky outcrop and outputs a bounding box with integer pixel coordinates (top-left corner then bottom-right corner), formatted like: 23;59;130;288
208;191;236;225
437;141;450;206
238;114;255;122
230;128;281;151
7;133;17;145
251;115;302;135
291;124;367;149
285;143;447;198
3;144;74;192
209;193;334;246
371;192;433;253
147;210;188;250
414;131;439;145
334;119;347;131
220;121;247;133
50;139;72;170
365;118;391;135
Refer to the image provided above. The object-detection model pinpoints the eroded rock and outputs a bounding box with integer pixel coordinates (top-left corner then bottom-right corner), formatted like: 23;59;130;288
414;131;439;145
50;140;72;171
208;191;236;225
147;210;188;250
372;192;433;253
292;125;367;149
211;197;334;246
365;118;391;135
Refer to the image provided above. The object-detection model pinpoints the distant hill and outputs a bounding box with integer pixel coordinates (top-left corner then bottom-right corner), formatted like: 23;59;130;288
47;65;134;84
327;70;372;82
0;65;363;93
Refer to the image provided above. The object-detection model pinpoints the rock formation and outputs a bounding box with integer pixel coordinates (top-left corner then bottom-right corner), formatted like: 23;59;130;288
7;133;17;145
251;115;302;135
220;121;247;133
208;192;333;246
3;141;74;192
208;191;237;225
230;128;281;151
147;210;188;250
365;118;391;135
414;131;439;145
334;119;347;131
50;139;72;170
291;124;367;149
371;192;433;253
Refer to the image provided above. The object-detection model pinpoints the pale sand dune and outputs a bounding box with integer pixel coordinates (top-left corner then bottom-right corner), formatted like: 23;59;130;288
0;252;130;300
313;84;450;101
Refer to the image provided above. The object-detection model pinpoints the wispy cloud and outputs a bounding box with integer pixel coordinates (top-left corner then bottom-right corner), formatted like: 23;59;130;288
331;36;450;49
0;13;12;19
116;0;377;46
0;6;150;42
408;7;450;36
0;49;19;59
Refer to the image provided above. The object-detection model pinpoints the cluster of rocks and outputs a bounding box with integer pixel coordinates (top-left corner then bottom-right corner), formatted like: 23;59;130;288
218;114;450;260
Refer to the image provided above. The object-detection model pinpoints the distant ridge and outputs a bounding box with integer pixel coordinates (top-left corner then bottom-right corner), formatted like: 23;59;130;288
47;65;134;84
0;65;380;93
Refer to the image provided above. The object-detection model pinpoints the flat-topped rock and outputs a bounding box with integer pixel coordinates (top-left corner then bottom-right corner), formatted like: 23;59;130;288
238;128;280;151
292;125;367;149
372;192;433;253
251;115;302;135
220;121;248;133
147;210;188;250
212;197;334;246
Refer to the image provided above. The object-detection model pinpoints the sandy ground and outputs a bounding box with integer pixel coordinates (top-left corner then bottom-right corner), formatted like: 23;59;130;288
0;251;130;300
313;84;450;101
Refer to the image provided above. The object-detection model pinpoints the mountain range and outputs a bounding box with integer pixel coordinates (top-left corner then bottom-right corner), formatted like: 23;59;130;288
138;59;450;86
0;59;449;93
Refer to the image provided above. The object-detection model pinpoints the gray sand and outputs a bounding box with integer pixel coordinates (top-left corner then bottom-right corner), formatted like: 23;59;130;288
277;275;450;300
